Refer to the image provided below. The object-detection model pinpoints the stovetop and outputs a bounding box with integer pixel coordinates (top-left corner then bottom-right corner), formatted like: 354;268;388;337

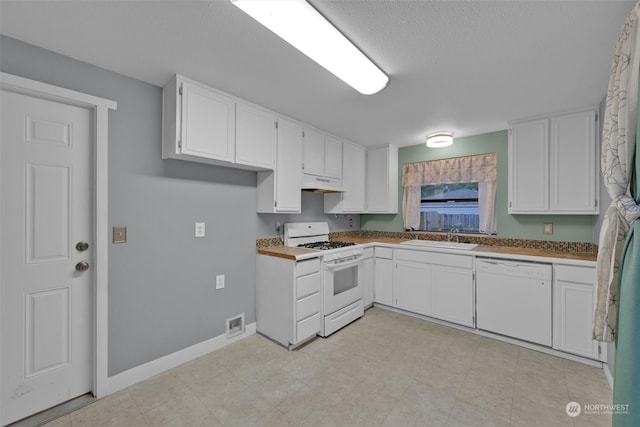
297;241;356;250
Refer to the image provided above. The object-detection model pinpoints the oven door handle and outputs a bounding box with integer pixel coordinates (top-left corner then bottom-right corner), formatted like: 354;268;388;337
324;256;362;269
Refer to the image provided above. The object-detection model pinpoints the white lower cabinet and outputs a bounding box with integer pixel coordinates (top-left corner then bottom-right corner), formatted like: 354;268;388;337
392;249;474;327
394;259;431;315
256;255;321;349
373;247;393;306
431;266;474;327
363;248;374;307
553;265;606;361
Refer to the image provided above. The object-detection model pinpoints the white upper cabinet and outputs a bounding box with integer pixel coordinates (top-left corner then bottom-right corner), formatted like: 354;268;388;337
163;75;275;171
508;108;598;214
303;129;325;176
550;111;597;213
324;142;366;213
235;103;276;170
508;119;549;213
324;136;343;179
257;118;302;213
163;75;235;164
302;129;343;183
366;145;398;213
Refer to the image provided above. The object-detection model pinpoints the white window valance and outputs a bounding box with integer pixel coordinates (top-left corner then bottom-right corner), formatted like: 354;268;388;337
401;153;497;187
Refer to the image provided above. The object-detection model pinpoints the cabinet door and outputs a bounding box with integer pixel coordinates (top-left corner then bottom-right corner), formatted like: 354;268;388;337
373;258;393;306
275;119;302;212
324;136;343;179
550;110;597;213
553;265;602;360
342;142;366;212
431;266;474;327
508;119;549;213
366;146;390;212
366;145;398;213
235;103;276;170
363;258;375;307
303;129;325;176
180;80;235;162
394;260;431;315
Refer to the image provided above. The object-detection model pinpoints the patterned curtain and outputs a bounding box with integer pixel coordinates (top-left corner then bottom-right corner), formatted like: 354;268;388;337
594;2;640;342
401;153;497;231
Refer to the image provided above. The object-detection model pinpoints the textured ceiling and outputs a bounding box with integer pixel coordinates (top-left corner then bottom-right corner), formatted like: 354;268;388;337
0;0;635;147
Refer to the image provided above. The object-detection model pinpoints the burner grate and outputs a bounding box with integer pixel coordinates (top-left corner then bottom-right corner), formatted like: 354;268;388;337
297;241;355;250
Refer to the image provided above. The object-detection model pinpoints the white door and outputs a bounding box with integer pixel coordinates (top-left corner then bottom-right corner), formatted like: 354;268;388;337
1;90;93;425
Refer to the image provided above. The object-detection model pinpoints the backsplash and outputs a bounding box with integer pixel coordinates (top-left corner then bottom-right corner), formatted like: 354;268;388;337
256;230;597;254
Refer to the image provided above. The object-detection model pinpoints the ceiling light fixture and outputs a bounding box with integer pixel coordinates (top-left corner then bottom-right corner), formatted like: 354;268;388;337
426;132;454;148
230;0;389;95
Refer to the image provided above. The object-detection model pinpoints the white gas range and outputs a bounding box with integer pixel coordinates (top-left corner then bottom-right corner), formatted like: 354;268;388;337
284;222;364;337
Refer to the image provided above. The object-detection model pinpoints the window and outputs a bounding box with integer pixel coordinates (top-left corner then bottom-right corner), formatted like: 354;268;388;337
420;183;480;232
401;153;497;235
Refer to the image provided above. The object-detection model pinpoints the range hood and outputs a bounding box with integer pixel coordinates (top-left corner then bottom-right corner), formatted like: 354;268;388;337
301;174;343;193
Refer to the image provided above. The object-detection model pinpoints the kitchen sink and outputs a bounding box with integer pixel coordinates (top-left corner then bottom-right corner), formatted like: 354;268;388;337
400;240;478;250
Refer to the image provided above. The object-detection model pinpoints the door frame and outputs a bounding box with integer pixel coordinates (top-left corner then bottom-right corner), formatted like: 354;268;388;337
0;72;116;421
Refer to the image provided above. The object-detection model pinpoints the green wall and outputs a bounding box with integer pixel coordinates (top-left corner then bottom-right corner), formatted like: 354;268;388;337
361;130;596;242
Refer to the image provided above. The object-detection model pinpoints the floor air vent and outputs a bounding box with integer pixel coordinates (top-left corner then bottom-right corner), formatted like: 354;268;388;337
226;313;245;339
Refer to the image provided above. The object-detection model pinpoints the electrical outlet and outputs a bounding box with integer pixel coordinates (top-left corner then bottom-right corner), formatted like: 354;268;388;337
543;223;553;235
195;222;205;238
276;222;281;233
216;274;225;289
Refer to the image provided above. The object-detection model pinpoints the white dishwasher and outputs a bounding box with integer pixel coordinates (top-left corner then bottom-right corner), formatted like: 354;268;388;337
475;258;552;346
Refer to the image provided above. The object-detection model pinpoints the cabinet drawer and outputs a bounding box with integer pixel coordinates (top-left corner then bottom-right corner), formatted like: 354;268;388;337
395;249;472;269
296;312;321;343
375;247;393;259
296;292;321;321
363;247;374;258
554;265;594;284
296;258;320;277
297;272;320;299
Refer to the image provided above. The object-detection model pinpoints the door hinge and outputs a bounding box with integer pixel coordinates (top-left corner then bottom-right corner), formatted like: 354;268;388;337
302;131;305;138
509;201;512;208
595;112;598;122
598;344;602;354
179;83;183;96
275;120;278;129
302;163;305;170
595;199;598;208
472;272;475;281
178;140;182;149
274;201;277;208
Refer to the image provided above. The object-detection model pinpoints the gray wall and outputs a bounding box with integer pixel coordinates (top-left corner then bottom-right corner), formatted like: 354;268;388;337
0;35;358;375
1;36;256;376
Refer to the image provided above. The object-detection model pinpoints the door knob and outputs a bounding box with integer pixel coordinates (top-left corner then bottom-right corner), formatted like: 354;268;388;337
75;261;90;272
76;242;89;252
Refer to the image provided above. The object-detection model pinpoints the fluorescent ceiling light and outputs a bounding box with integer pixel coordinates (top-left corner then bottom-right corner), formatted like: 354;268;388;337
426;132;454;148
230;0;389;95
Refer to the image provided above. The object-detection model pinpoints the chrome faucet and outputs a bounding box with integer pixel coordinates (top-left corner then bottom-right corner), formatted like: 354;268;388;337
447;228;459;243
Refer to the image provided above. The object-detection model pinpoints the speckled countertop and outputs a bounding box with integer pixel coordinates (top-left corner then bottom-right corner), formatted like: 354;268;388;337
257;236;597;263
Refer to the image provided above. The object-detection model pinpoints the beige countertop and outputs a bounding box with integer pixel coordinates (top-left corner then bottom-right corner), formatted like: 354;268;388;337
257;237;597;263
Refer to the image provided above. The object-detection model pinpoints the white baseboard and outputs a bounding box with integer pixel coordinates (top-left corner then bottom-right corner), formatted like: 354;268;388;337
603;363;614;390
105;322;256;395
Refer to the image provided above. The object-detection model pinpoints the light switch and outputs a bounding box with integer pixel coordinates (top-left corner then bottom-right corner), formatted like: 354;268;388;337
216;274;225;289
543;223;553;235
195;222;205;238
113;226;127;244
